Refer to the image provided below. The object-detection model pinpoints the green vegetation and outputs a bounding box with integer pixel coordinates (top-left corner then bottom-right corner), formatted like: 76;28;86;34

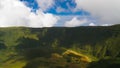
0;25;120;68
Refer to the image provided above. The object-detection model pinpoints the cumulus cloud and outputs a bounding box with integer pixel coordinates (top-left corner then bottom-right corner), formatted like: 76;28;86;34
28;10;58;27
36;0;54;11
64;17;88;27
0;0;58;27
75;0;120;25
89;23;96;26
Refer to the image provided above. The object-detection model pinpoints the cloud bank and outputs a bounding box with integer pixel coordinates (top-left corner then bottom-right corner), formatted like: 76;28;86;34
0;0;58;27
75;0;120;25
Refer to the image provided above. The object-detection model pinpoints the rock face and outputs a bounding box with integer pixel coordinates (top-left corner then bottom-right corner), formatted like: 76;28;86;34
62;50;91;63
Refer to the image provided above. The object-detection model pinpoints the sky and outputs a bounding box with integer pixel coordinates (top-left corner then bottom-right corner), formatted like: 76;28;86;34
0;0;120;27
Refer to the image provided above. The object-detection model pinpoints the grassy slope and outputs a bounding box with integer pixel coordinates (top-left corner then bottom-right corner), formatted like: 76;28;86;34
0;25;120;68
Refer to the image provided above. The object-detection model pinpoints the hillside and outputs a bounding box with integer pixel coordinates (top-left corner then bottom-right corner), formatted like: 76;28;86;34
0;25;120;68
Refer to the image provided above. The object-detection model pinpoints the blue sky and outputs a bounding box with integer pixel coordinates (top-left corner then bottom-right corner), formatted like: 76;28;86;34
19;0;92;27
0;0;120;27
20;0;89;15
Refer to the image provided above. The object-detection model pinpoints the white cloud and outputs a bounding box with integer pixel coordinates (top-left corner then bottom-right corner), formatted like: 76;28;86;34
101;24;112;26
28;10;59;27
55;0;75;13
89;23;96;26
0;0;58;28
64;17;88;27
36;0;54;11
75;0;120;25
56;7;67;13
